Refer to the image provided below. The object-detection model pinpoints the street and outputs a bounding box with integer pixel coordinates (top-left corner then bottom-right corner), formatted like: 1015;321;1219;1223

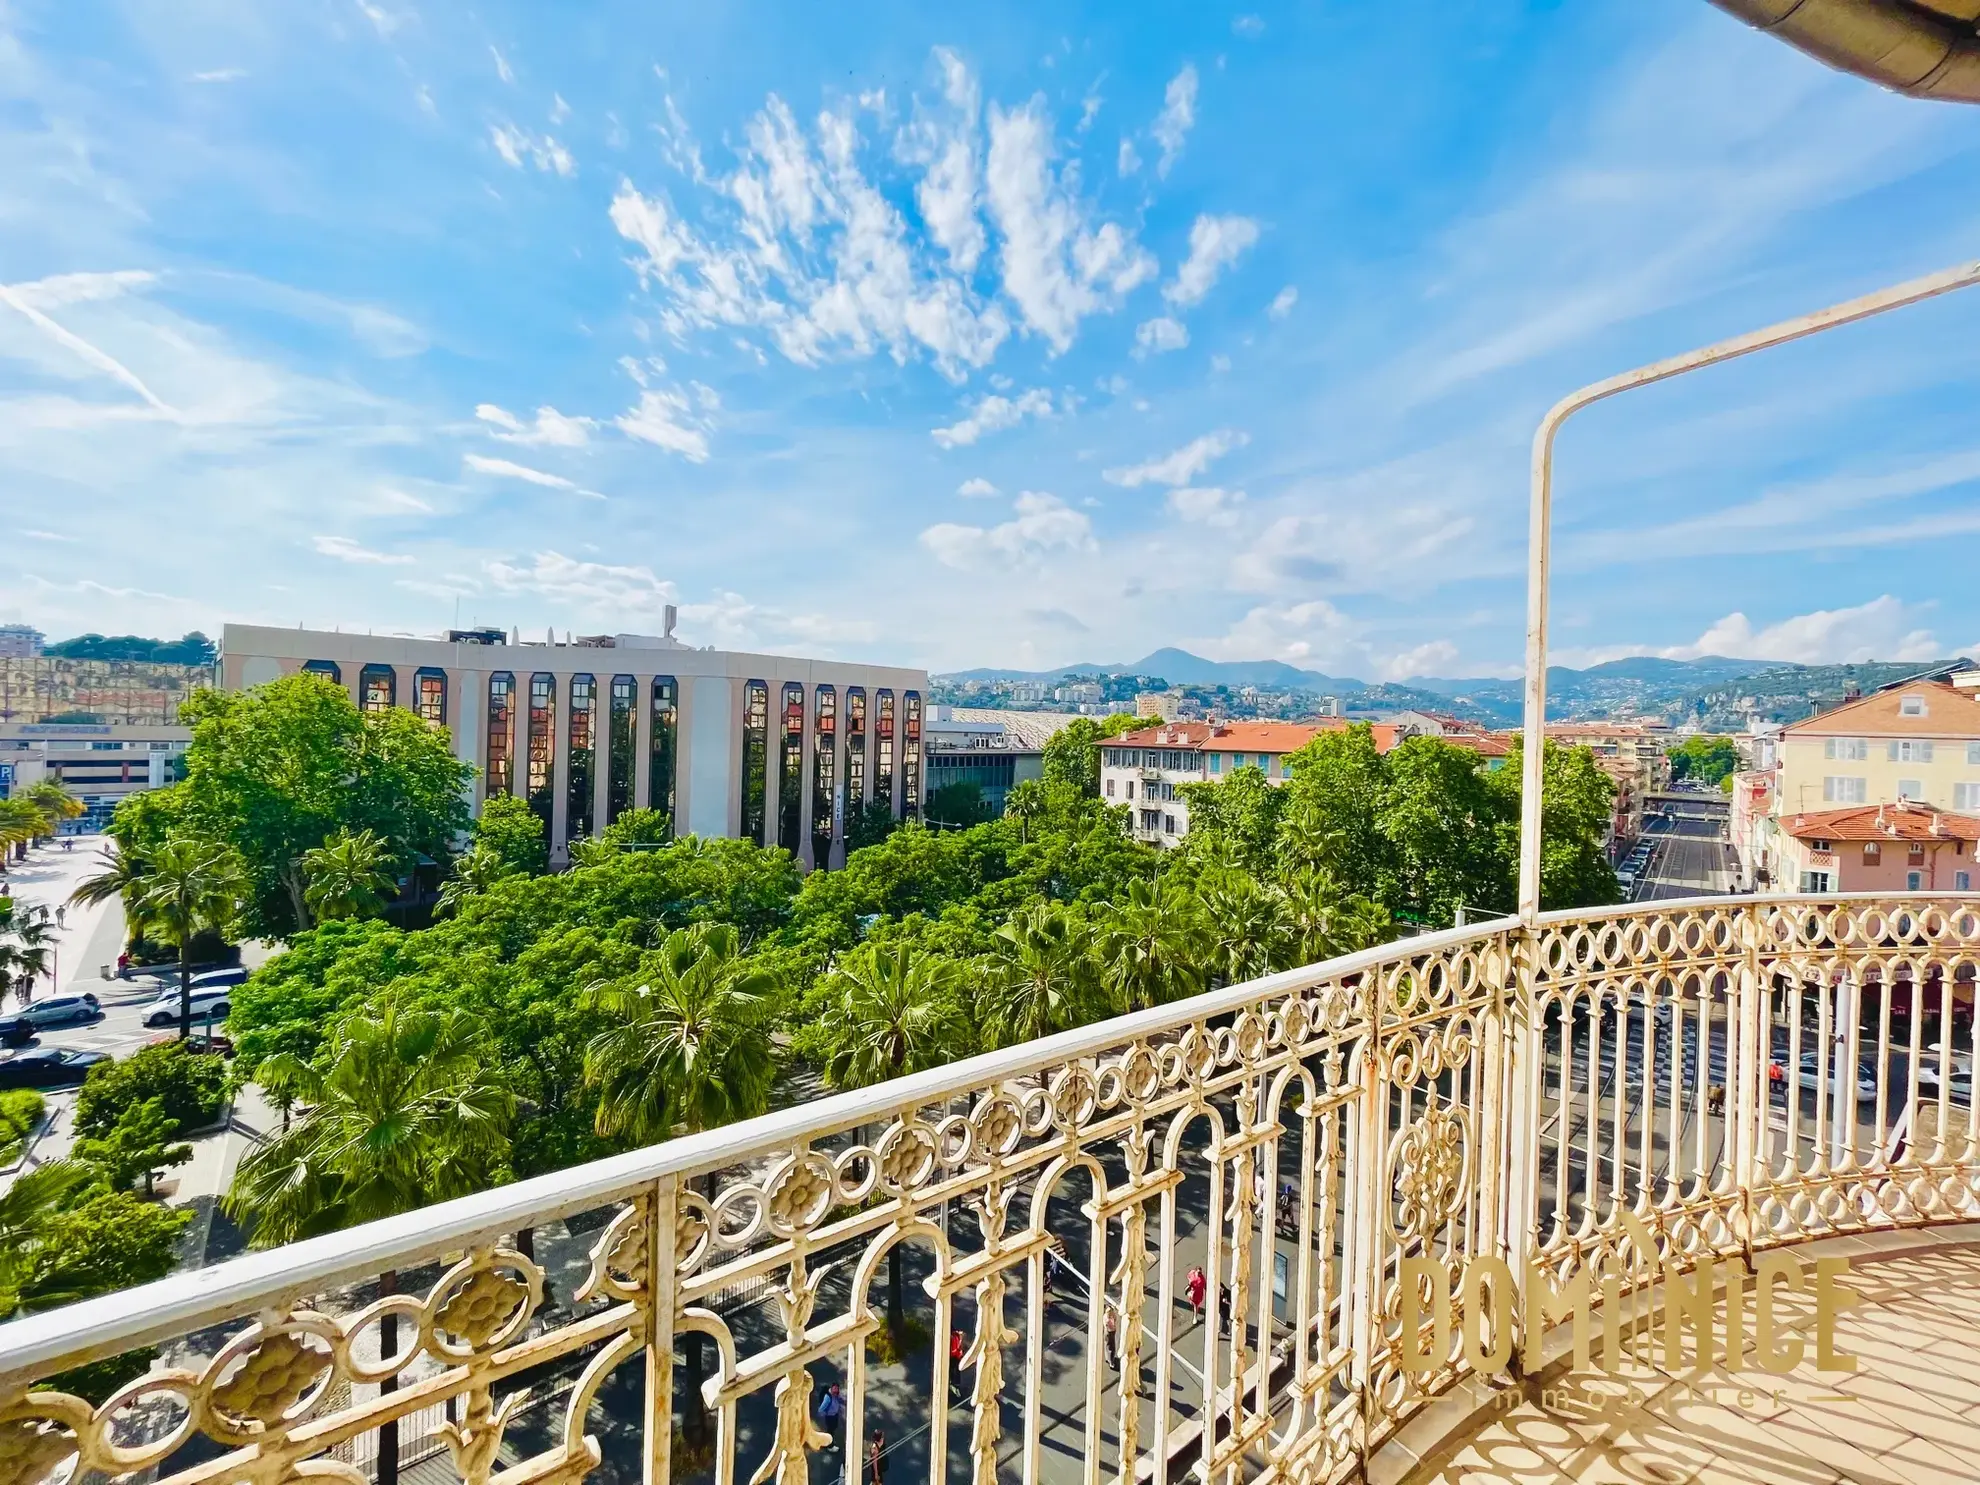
1632;807;1736;901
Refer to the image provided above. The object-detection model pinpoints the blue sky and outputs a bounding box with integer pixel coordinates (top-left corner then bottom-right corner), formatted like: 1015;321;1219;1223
4;1;1980;680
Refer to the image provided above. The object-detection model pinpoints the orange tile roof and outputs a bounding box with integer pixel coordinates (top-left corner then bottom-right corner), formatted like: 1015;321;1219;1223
1781;802;1980;843
1782;680;1980;739
1440;733;1511;757
1111;719;1340;751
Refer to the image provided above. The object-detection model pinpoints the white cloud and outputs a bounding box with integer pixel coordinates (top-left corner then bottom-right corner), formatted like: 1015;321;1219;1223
312;534;413;565
920;490;1095;568
491;123;574;176
1268;285;1298;320
1134;316;1189;356
485;550;679;618
985;99;1155;353
371;486;434;514
900;47;986;274
957;477;999;498
1210;353;1231;373
1167;486;1245;526
22;529;76;542
355;1;400;37
1104;428;1246;487
490;46;515;84
462;453;601;495
550;93;570;124
1164;213;1259;307
930;388;1053;448
1199;600;1363;670
476;402;594;446
0;271;172;412
190;69;245;83
1649;596;1941;666
1151;64;1198;177
1117;138;1141;176
1385;640;1459;681
1232;15;1265;38
616;387;712;462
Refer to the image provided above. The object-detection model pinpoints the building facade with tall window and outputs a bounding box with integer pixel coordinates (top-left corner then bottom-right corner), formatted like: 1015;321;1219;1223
218;624;927;869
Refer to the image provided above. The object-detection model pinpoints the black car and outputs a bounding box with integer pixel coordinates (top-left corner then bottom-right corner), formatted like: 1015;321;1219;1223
0;1047;110;1089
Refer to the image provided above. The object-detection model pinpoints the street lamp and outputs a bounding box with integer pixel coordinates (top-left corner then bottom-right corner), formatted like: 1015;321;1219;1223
1516;257;1980;923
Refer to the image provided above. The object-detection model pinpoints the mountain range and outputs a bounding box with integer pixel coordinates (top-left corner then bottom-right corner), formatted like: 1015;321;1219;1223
936;650;1966;727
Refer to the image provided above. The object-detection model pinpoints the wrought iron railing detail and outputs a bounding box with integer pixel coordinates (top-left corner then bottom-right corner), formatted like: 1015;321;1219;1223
1;895;1975;1485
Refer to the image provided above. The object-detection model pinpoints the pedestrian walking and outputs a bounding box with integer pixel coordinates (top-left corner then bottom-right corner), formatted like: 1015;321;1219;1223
867;1430;886;1485
817;1384;845;1449
1184;1266;1206;1323
950;1328;966;1398
1103;1307;1119;1370
1219;1283;1232;1338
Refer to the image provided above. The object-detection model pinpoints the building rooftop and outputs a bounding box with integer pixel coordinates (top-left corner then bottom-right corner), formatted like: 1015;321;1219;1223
933;708;1078;750
1782;678;1980;739
1781;799;1980;843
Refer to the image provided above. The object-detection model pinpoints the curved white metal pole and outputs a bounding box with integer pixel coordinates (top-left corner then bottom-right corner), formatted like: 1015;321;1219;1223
1517;257;1980;923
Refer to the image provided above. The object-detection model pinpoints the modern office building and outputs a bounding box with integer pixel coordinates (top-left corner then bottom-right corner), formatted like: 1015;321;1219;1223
217;623;928;868
921;707;1069;816
0;719;191;831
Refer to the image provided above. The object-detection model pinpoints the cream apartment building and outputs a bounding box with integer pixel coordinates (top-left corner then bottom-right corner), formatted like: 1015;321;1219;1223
1543;721;1671;844
218;623;928;869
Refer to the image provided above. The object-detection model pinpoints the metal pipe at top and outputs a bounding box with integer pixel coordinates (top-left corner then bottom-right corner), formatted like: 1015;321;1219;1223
1515;256;1980;924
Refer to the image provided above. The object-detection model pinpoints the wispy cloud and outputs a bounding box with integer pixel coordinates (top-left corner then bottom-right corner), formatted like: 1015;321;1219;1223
490;122;574;176
1151;64;1197;177
1104;429;1246;487
463;453;602;496
1165;214;1259;307
957;477;999;498
616;387;713;462
921;491;1095;568
1267;285;1297;320
931;388;1053;448
476;402;594;446
312;534;413;565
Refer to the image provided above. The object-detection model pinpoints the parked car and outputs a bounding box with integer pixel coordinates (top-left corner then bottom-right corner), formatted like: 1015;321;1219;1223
142;986;232;1028
1;993;104;1030
0;1047;110;1089
189;967;249;990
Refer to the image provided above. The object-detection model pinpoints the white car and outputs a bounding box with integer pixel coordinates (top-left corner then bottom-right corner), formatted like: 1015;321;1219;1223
143;986;232;1028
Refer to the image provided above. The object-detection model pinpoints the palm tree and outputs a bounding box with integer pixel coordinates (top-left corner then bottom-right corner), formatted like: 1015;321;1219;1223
1003;779;1046;845
582;923;777;1445
434;843;512;917
979;902;1098;1047
818;943;963;1352
70;839;151;911
0;1161;99;1319
1198;869;1288;987
1274;868;1390;970
228;1007;513;1485
0;799;43;866
130;839;246;1039
301;828;396;923
0;904;54;1004
21;780;84;840
1093;878;1208;1015
581;922;778;1144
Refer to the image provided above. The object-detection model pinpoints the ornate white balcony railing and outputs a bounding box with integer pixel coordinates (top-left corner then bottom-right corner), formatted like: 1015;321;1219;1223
2;893;1977;1485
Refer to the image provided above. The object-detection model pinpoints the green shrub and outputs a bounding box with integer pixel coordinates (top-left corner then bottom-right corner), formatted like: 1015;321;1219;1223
0;1088;46;1164
75;1042;226;1141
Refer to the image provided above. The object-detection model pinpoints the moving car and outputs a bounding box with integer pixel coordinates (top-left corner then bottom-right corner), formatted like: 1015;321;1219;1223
142;985;233;1028
0;1046;110;1089
1793;1052;1878;1101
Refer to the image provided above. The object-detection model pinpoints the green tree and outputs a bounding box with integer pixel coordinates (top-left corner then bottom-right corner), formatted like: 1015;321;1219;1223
1667;736;1740;786
76;1097;191;1197
0;902;55;1002
845;797;899;853
1092;877;1206;1013
1273;726;1391;900
174;672;472;937
1198;868;1287;986
434;844;513;917
227;1003;513;1485
1002;778;1045;844
926;779;991;828
1039;714;1140;797
0;1161;100;1316
1489;740;1621;911
474;794;550;875
1377;737;1512;927
1175;765;1286;875
816;943;962;1350
75;1040;227;1140
68;839;151;915
582;923;776;1445
129;838;247;1039
978;902;1097;1046
21;780;85;839
0;1089;44;1166
581;923;778;1144
602;806;673;847
302;827;397;922
1273;868;1391;969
